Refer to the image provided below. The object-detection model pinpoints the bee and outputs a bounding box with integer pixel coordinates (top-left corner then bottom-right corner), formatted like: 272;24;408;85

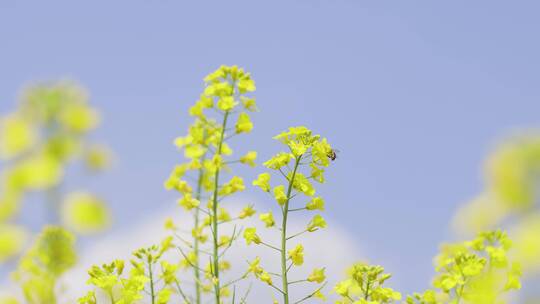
327;149;340;161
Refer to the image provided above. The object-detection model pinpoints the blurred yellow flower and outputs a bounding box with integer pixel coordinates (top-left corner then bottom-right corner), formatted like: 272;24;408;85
0;190;21;222
452;193;508;235
59;103;100;133
84;144;112;171
61;192;111;234
485;135;540;211
511;213;540;273
0;224;27;263
9;155;63;190
0;114;35;159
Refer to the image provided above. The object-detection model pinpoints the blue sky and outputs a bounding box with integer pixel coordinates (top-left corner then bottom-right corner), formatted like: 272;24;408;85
1;0;539;295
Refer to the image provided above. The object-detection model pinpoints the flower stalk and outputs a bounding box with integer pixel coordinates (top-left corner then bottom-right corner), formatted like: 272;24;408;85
280;156;301;304
162;65;257;303
211;110;230;303
193;165;205;304
248;126;333;303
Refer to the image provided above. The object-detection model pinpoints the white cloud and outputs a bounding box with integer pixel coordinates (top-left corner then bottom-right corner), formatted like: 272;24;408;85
4;198;364;303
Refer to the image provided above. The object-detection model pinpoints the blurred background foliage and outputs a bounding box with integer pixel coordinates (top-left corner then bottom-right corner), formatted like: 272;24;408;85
0;81;112;302
452;132;540;301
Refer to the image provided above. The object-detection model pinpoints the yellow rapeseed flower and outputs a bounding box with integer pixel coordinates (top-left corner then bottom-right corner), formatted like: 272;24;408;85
288;244;304;266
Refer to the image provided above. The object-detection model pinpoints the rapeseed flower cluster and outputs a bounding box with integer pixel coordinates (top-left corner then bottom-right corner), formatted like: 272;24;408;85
334;263;401;304
163;65;258;304
67;66;527;304
246;126;334;304
79;237;177;304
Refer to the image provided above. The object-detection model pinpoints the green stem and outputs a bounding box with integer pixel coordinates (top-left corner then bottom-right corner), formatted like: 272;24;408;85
455;285;464;304
281;156;301;304
455;268;467;303
148;261;156;304
44;124;62;225
175;279;192;304
46;185;61;224
108;290;115;304
193;164;205;304
211;110;230;303
364;281;370;300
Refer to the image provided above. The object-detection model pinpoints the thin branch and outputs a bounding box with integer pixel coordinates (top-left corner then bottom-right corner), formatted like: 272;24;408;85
176;246;207;273
269;283;285;295
224;132;238;142
293;282;327;304
222;271;250;288
286;261;293;273
219;226;242;258
196;206;211;216
240;283;253;304
174;279;192;304
286;229;308;240
174;232;194;248
278;168;289;180
261;241;282;252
